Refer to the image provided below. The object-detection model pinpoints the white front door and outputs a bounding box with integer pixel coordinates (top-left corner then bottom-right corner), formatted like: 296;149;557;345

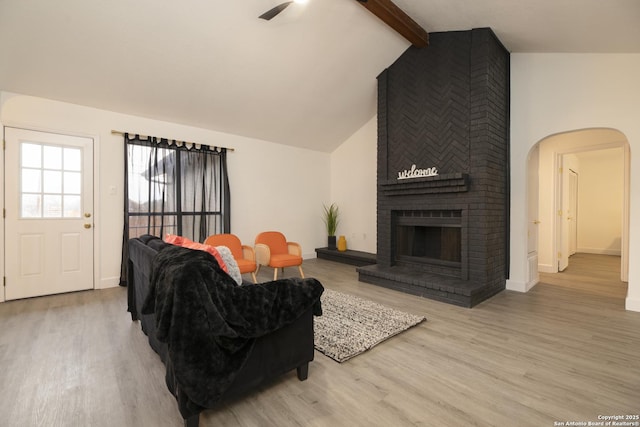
4;128;94;300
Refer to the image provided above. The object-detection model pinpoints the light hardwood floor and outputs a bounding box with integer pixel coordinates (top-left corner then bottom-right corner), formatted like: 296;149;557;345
1;255;638;427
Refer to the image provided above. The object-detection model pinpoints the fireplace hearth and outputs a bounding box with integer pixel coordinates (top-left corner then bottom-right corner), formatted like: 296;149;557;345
357;28;510;308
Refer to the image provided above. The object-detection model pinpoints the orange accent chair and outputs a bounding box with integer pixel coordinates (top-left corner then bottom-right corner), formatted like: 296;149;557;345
204;233;258;283
254;231;305;281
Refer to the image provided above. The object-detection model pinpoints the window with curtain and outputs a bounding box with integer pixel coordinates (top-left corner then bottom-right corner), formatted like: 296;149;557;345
120;133;230;285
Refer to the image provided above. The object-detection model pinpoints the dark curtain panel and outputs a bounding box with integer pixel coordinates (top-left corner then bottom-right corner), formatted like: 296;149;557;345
119;133;230;285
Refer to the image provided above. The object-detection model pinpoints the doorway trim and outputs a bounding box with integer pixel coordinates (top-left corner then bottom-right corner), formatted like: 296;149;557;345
537;128;629;284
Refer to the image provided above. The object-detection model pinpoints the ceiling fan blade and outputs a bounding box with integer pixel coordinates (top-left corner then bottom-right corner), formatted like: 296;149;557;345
259;1;293;20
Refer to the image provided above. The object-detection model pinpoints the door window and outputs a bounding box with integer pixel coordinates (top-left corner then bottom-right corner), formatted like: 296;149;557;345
20;142;82;219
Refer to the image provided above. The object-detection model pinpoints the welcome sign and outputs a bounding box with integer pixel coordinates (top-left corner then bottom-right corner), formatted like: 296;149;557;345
397;164;438;180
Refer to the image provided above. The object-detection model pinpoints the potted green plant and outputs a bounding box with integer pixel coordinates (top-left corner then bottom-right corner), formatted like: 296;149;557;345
322;203;339;250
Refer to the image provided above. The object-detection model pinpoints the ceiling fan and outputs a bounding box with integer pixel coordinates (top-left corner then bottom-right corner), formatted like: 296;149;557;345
259;0;308;21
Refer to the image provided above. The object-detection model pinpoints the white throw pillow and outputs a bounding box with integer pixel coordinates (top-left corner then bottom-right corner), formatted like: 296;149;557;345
215;246;243;285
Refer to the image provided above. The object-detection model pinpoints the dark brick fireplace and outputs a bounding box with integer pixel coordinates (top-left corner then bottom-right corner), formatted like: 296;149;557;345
357;28;510;308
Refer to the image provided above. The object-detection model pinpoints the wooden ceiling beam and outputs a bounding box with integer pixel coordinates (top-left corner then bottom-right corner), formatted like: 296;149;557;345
355;0;429;48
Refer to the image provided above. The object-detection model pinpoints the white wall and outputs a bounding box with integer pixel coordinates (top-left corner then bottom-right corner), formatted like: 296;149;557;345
0;92;330;299
510;53;640;312
576;148;624;255
329;116;377;253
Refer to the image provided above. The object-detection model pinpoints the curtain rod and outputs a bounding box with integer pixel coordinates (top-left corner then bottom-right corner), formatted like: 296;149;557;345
110;130;235;152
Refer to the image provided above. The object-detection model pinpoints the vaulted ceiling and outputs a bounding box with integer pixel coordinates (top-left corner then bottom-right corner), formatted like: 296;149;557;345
1;0;638;152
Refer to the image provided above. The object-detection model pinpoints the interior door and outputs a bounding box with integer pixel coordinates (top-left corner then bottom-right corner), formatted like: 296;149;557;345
558;156;569;272
568;169;578;256
4;127;94;300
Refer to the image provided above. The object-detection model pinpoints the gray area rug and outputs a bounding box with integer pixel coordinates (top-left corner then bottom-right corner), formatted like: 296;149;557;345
314;289;426;363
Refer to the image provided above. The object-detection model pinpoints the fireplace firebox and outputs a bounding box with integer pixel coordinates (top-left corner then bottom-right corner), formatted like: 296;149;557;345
394;210;463;273
390;209;468;280
396;225;461;263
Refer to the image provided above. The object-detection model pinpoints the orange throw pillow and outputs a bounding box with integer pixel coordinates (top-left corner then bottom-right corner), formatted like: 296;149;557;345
164;234;229;273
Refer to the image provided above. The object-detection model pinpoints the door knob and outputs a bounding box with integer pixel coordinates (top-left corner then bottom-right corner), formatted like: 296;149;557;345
84;213;92;218
84;224;92;229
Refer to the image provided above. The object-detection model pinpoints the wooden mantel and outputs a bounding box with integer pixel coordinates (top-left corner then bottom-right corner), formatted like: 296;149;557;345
355;0;429;47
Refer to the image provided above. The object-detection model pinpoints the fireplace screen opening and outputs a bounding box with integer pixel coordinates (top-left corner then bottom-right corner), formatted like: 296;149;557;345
396;225;461;264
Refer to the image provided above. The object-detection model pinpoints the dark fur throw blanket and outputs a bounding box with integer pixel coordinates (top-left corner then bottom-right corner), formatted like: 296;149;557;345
141;244;324;418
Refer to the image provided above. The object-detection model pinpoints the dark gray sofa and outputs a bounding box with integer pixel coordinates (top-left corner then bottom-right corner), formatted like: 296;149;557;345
127;235;323;427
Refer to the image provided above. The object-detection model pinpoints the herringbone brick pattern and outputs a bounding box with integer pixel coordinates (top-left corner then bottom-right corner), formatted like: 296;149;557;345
385;31;471;178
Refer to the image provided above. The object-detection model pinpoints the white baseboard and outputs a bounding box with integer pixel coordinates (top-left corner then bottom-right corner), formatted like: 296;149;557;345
506;279;537;293
538;263;555;273
625;296;640;312
98;277;121;289
577;247;622;256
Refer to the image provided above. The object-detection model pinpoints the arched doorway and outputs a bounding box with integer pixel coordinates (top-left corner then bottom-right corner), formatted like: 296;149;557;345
526;128;630;291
